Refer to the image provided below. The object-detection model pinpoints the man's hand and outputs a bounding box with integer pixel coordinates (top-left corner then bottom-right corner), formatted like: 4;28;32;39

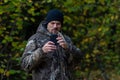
57;36;68;49
42;41;57;53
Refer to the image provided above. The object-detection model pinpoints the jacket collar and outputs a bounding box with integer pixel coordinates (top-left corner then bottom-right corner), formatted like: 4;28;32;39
36;21;51;36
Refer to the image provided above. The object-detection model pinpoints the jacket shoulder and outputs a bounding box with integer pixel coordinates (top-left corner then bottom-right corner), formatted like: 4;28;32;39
28;33;41;41
64;35;72;43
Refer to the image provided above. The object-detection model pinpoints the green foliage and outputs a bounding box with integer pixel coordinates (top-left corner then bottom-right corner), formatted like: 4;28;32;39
0;0;120;80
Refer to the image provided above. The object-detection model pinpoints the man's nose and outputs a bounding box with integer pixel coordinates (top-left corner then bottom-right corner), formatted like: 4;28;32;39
53;24;57;28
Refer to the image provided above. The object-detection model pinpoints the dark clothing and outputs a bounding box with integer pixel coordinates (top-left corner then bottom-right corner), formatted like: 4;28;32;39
21;21;84;80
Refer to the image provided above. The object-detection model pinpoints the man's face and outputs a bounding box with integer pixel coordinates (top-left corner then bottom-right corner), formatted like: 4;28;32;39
47;21;61;34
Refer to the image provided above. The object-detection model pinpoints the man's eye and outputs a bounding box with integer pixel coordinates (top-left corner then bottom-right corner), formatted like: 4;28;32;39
57;23;61;25
51;22;55;25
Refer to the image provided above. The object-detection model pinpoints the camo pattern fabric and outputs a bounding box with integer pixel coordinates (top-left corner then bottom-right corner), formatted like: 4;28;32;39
21;21;84;80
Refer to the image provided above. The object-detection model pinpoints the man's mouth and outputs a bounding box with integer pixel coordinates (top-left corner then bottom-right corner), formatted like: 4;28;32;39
52;29;58;34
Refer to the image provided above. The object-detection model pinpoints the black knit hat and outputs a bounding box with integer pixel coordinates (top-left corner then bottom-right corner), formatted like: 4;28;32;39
45;9;64;24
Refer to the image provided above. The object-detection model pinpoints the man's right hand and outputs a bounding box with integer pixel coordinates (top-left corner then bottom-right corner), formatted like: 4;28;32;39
42;41;57;53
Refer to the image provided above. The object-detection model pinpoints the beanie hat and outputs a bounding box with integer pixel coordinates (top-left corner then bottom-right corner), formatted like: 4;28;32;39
45;9;64;24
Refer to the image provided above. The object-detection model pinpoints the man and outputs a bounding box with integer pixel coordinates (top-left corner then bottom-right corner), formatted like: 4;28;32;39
21;9;84;80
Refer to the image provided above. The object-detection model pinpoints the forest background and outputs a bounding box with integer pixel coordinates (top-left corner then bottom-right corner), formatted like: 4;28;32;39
0;0;120;80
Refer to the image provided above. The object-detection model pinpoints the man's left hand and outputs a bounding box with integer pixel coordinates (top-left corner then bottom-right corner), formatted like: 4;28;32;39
57;36;68;49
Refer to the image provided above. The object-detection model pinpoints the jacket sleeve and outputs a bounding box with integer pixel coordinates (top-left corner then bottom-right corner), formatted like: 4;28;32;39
65;36;85;60
67;44;83;56
21;39;45;72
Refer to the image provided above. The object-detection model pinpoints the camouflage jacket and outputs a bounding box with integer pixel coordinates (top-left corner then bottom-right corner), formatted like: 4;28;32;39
21;21;84;80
